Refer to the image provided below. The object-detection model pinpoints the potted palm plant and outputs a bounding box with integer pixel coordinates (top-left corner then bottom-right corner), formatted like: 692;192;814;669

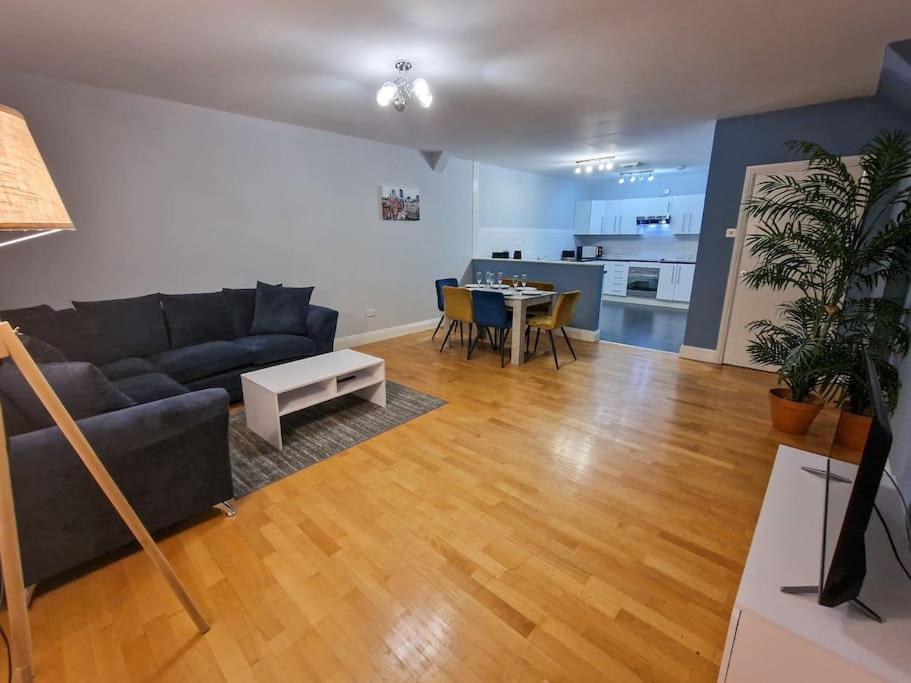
742;131;911;435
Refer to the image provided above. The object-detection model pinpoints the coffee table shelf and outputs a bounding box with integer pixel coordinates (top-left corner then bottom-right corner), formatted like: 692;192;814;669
241;349;386;449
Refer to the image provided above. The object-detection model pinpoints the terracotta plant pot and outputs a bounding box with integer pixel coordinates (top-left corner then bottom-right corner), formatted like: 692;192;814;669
833;409;873;451
768;388;824;435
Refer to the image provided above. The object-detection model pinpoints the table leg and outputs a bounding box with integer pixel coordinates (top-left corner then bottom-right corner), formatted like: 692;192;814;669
242;378;282;449
510;299;527;365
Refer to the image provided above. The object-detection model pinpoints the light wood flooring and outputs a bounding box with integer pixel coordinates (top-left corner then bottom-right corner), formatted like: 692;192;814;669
4;332;847;682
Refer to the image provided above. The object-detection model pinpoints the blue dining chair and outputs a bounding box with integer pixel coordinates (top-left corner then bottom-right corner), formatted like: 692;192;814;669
432;277;458;341
470;290;511;367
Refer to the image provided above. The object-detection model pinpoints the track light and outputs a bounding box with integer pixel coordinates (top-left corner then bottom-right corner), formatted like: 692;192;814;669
618;176;625;185
647;173;655;182
572;156;615;175
630;175;637;183
605;161;614;171
585;164;593;174
574;165;582;175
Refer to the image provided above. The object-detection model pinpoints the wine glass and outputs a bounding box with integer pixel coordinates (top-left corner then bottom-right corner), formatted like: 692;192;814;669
497;272;504;286
521;273;528;288
513;274;520;291
476;271;482;285
486;271;493;286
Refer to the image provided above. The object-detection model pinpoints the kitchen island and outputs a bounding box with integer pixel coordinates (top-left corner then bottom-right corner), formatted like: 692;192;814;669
466;258;604;340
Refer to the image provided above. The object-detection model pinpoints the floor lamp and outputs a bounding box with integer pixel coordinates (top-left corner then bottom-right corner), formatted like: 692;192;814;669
0;105;209;683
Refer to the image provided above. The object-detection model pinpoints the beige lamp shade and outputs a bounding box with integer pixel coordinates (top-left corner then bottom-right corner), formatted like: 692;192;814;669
0;104;73;231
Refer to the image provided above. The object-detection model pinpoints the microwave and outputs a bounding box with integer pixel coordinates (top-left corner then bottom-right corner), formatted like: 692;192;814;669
577;246;599;259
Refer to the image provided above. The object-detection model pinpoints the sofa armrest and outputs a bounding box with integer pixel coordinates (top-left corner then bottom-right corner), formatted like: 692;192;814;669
307;304;339;354
9;388;233;585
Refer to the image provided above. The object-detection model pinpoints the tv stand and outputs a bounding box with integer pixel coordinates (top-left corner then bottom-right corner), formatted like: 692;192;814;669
718;446;911;682
779;585;882;623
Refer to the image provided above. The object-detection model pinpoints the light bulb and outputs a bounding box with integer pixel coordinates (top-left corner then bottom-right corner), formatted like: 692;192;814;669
618;176;625;184
376;82;397;107
597;162;605;171
574;165;582;175
585;164;593;174
630;175;637;183
605;161;614;170
647;173;655;182
412;78;433;108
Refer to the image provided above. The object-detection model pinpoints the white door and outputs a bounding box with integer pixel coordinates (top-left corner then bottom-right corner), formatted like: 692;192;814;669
721;159;861;369
673;264;695;302
656;264;677;301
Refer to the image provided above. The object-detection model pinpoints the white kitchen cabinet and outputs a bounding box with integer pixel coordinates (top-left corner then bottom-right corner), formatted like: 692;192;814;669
656;264;678;301
602;262;629;296
674;264;695;302
574;200;607;234
670;194;704;235
656;263;696;302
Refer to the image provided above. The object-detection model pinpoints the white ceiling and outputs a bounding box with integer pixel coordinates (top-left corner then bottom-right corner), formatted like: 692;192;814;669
0;0;908;177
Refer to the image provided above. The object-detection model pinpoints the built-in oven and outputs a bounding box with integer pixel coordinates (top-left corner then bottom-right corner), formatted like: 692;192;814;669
626;266;660;298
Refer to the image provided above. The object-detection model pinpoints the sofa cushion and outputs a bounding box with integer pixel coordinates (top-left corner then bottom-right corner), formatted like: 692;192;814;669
0;392;34;437
19;334;68;364
99;357;157;381
162;292;234;348
0;304;54;328
149;341;252;383
250;283;313;336
113;372;190;404
233;334;317;365
73;294;169;357
17;309;125;366
222;282;281;338
0;362;136;431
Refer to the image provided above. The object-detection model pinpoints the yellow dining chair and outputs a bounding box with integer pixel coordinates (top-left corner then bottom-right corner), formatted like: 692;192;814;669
440;286;475;359
526;290;581;369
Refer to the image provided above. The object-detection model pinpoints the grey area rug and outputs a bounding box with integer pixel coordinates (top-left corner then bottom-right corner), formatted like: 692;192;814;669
228;381;445;497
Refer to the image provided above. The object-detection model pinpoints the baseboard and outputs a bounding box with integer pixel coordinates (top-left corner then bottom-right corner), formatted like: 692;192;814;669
335;318;439;349
563;327;600;343
678;344;720;363
335;319;599;349
603;295;689;311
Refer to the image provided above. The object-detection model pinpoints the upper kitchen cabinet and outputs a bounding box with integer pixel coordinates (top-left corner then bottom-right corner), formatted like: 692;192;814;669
574;200;606;234
670;194;704;235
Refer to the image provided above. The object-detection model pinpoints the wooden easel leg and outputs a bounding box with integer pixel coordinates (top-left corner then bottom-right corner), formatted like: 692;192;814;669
0;323;209;639
0;403;34;683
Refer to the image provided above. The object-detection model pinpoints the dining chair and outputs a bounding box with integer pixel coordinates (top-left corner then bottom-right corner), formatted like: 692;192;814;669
432;277;458;340
440;286;475;359
469;290;511;367
526;290;581;369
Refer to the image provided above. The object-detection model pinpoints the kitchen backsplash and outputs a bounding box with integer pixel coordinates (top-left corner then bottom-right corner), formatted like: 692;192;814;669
575;234;699;262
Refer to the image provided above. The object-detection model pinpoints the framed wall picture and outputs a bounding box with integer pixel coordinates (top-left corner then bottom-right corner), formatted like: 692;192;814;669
381;186;420;220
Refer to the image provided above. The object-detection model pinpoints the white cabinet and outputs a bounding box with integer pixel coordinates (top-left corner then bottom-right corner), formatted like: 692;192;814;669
574;200;607;234
656;264;678;301
656;263;696;302
602;262;628;296
670;194;704;235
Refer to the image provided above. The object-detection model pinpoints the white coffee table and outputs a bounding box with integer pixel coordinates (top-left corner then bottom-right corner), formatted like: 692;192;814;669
240;349;386;449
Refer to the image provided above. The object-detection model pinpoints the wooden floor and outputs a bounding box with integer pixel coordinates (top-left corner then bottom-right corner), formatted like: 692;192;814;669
4;332;846;682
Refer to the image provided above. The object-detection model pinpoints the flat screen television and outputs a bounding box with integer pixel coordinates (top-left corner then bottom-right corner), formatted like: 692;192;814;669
819;352;894;611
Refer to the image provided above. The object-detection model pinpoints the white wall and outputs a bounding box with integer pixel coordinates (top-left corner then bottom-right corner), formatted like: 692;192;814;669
475;163;585;260
584;170;708;200
0;69;474;338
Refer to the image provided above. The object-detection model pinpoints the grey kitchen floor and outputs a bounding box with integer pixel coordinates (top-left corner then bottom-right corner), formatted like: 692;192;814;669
599;300;688;353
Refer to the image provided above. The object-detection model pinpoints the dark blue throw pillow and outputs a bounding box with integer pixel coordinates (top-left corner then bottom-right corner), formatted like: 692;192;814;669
17;309;125;366
0;361;137;431
250;283;314;336
19;334;68;364
73;294;169;358
162;292;234;348
222;282;281;338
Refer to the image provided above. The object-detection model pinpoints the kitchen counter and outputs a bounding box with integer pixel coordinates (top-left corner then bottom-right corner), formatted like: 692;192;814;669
587;258;697;265
480;258;606;267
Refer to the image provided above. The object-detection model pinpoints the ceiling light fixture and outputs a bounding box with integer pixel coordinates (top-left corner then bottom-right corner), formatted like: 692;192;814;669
573;156;615;175
618;176;625;185
376;60;432;112
617;168;657;185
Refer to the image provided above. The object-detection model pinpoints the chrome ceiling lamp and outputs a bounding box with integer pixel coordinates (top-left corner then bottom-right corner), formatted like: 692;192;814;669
573;156;615;175
376;60;433;112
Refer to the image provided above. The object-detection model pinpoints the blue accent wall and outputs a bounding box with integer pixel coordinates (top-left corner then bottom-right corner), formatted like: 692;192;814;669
468;259;604;331
683;96;908;350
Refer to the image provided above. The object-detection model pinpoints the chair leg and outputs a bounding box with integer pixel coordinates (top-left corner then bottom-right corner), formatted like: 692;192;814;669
466;323;474;360
439;320;456;352
561;327;577;361
548;330;560;369
525;326;530;357
459;321;464;347
533;328;541;355
487;327;496;349
431;315;444;341
500;328;509;368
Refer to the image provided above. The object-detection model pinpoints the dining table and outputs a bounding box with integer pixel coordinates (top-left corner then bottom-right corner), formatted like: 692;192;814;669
464;284;558;365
